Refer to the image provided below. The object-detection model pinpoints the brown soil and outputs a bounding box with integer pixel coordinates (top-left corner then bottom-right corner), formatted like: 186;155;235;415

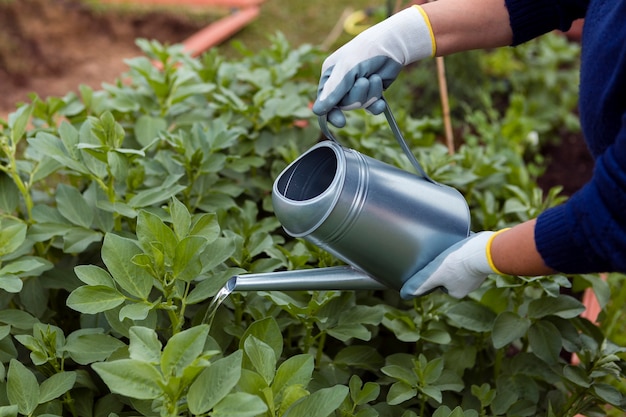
0;0;209;115
0;0;594;195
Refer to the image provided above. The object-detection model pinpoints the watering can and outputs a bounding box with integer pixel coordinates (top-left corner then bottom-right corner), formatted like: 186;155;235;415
229;101;470;292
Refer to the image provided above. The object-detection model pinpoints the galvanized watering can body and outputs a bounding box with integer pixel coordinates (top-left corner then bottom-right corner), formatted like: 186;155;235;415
233;103;470;292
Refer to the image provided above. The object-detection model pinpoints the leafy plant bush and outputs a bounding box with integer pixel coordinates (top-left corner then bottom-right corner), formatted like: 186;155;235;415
0;33;624;417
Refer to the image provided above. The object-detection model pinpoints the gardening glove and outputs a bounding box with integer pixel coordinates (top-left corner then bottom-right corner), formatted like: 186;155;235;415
312;5;436;127
400;230;509;299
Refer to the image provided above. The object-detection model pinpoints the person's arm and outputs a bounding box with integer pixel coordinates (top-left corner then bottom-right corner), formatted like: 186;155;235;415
490;219;555;276
421;0;513;56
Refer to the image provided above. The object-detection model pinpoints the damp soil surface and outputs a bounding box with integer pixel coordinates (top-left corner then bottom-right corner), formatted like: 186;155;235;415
0;0;594;195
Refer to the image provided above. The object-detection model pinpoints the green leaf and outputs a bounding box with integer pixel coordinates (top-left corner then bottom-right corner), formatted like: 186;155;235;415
101;233;153;299
0;275;22;293
169;197;191;240
0;310;38;330
201;237;236;272
64;330;126;365
190;212;221;242
188;350;243;414
38;372;77;404
592;383;622;405
27;132;88;174
528;294;585;319
349;375;380;406
272;354;314;397
528;320;562;363
129;326;162;363
160;325;209;378
8;105;33;145
7;359;40;415
74;265;116;287
0;220;27;257
66;285;125;314
446;301;496;332
119;302;152;321
136;210;178;260
0;175;20;214
492;312;531;349
134;115;167;148
243;336;276;386
562;365;591;388
56;184;94;228
173;236;206;282
211;392;268;417
128;183;187;208
92;359;163;400
240;317;283;360
62;226;102;254
283;385;348;417
0;256;52;277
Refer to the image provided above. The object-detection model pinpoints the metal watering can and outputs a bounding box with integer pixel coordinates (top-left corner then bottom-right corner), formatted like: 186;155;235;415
229;102;470;292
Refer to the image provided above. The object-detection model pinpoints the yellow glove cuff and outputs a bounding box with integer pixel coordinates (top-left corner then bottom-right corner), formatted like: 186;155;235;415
412;5;437;57
486;228;511;275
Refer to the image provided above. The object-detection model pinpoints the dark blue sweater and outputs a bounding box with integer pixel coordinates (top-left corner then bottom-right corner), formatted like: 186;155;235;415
506;0;626;273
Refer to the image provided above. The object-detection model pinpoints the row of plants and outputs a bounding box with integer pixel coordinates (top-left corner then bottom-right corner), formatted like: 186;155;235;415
0;28;624;417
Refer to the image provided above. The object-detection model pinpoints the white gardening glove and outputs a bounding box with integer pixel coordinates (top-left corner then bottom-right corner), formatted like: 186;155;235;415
400;230;509;299
312;6;436;127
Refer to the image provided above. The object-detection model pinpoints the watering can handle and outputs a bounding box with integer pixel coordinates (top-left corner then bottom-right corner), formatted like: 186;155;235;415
318;101;437;184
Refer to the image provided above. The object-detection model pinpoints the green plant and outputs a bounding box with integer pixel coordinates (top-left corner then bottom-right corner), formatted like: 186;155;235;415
0;32;623;417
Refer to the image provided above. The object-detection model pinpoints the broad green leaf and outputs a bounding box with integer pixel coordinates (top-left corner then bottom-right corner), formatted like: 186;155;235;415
173;236;207;282
528;294;585;319
350;375;380;406
0;275;22;293
562;365;591;388
169;197;191;240
201;237;236;272
0;310;38;330
273;354;314;397
74;265;116;287
211;392;268;417
190;212;220;242
38;372;76;403
8;104;32;145
27;132;89;174
56;184;94;228
528;320;562;363
240;317;283;360
134;115;167;148
381;365;418;386
0;405;18;417
128;183;187;208
492;312;531;348
446;301;496;332
592;383;622;405
136;210;178;260
243;336;276;386
0;220;27;257
129;326;162;364
334;346;384;372
278;384;310;416
161;325;209;378
0;175;19;214
7;359;39;415
66;285;125;314
62;226;103;254
188;350;243;414
64;330;126;365
0;256;52;277
119;302;152;321
101;233;153;299
92;359;163;400
283;385;349;417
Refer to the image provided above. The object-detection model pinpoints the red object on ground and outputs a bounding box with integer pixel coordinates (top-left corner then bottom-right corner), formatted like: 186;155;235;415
181;6;260;56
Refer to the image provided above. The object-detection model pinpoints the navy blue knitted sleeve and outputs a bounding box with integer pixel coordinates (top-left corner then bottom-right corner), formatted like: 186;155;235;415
505;0;589;45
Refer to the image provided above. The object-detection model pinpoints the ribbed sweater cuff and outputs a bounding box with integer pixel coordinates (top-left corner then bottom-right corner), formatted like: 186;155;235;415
505;0;575;45
535;203;599;274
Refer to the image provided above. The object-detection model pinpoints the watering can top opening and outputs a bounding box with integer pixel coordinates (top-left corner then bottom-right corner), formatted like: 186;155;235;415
272;140;348;237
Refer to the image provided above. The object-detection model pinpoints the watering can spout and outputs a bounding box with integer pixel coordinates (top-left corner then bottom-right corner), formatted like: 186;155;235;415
229;266;388;292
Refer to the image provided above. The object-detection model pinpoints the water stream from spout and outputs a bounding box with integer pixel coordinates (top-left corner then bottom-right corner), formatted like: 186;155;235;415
201;277;236;329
